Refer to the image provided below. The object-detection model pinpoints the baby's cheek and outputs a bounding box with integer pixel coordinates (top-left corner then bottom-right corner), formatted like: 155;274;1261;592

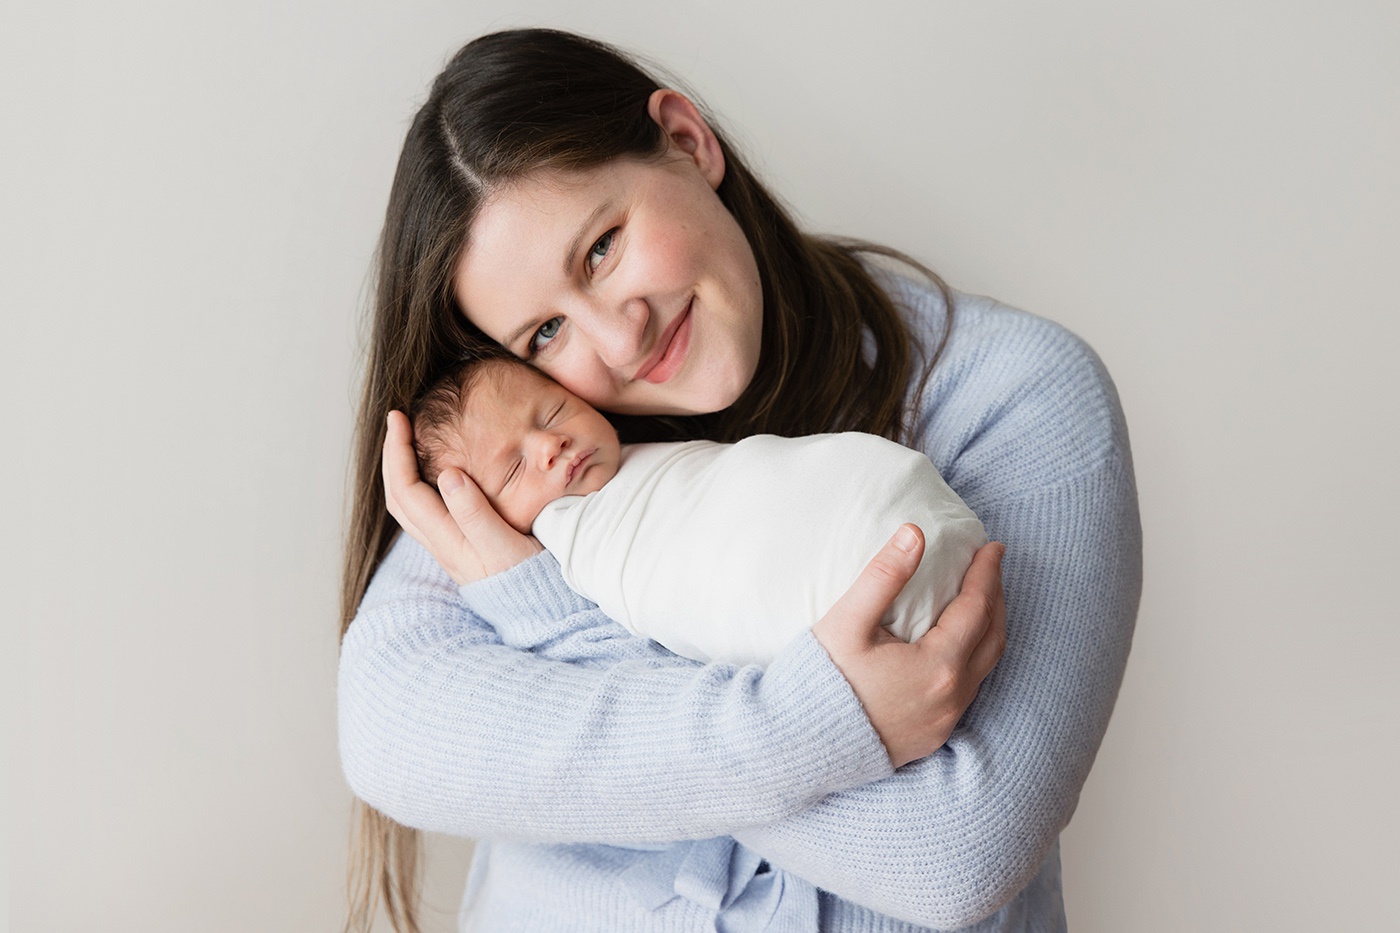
487;491;530;536
514;500;541;535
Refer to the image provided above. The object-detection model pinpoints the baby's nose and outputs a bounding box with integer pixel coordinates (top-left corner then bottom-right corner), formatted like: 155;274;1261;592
536;431;569;468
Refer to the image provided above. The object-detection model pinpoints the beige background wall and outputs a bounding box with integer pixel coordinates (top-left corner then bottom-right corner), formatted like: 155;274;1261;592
6;1;1397;930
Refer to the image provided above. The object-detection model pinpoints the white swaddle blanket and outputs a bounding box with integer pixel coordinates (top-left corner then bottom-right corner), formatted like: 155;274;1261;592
531;432;988;667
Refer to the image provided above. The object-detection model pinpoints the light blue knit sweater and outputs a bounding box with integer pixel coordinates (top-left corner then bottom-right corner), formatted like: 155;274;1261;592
338;276;1142;931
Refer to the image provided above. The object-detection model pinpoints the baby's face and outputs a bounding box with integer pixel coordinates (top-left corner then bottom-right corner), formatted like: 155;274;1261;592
455;361;621;534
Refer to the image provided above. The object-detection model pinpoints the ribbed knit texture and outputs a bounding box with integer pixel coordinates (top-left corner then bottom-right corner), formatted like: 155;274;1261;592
338;277;1142;931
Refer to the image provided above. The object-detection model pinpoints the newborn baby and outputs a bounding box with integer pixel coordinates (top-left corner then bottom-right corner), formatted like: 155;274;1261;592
411;355;987;667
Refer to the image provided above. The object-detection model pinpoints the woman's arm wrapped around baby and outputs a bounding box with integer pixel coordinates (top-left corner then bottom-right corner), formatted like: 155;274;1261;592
339;524;1005;843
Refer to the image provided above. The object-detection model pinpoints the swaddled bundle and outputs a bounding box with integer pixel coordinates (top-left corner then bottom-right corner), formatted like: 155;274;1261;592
532;432;987;667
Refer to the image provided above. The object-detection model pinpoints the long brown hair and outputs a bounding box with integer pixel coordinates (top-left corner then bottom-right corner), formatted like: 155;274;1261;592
341;27;952;932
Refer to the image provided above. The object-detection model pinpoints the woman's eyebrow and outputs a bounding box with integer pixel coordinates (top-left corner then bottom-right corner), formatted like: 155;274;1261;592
503;319;541;349
563;200;615;275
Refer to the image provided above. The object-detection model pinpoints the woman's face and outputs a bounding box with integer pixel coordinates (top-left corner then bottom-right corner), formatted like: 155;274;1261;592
452;103;764;416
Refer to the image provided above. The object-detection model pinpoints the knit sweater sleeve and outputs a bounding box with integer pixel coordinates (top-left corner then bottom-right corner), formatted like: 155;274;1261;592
732;295;1142;928
336;535;893;842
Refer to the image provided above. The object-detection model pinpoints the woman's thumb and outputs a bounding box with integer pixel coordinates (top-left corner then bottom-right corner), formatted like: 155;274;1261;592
818;524;925;647
437;468;497;534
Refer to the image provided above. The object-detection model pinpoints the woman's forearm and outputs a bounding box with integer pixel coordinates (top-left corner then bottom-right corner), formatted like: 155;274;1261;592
337;535;893;843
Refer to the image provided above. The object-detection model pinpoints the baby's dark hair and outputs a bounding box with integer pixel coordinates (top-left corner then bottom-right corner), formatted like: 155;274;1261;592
409;346;533;486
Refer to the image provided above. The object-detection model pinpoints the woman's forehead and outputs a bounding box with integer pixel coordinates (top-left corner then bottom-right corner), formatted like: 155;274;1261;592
466;156;672;256
476;164;624;231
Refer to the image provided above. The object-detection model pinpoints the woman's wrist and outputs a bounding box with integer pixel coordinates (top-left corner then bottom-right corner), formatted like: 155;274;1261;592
458;549;594;622
763;632;895;787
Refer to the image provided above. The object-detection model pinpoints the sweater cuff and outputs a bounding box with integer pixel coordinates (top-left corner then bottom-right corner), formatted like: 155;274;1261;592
458;549;594;624
758;631;895;793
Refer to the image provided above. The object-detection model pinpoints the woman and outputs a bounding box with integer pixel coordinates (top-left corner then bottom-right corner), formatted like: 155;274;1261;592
339;27;1141;933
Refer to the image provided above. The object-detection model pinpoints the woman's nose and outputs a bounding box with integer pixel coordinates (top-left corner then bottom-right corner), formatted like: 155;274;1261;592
589;295;650;371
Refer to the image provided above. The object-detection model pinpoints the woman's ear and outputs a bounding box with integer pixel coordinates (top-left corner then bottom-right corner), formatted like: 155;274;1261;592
647;89;726;189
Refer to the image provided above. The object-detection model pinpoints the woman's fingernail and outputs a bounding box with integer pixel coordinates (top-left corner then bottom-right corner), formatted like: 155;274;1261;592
894;525;919;553
439;470;465;495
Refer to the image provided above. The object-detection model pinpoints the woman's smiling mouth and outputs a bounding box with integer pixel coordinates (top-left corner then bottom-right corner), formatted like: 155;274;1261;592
633;298;693;385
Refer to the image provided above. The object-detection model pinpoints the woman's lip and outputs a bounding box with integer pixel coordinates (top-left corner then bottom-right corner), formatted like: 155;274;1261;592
565;449;594;487
634;299;693;385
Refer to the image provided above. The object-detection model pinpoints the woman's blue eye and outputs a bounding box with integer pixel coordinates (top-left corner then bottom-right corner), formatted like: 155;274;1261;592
529;317;562;354
586;229;615;272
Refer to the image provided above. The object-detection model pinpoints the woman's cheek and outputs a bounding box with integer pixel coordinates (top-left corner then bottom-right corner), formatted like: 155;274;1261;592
554;357;619;412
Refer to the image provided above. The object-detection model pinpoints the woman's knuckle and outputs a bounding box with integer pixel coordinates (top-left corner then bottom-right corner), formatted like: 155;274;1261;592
867;556;908;588
925;662;958;700
456;500;488;528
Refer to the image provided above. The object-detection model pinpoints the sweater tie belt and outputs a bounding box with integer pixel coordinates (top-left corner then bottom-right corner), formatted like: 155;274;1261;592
618;837;819;930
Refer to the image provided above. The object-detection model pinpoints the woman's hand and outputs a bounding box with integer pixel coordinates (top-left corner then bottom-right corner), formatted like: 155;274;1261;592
811;526;1007;768
382;410;543;585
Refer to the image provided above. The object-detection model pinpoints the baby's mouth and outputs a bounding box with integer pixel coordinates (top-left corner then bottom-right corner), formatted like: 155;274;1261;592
565;449;594;487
